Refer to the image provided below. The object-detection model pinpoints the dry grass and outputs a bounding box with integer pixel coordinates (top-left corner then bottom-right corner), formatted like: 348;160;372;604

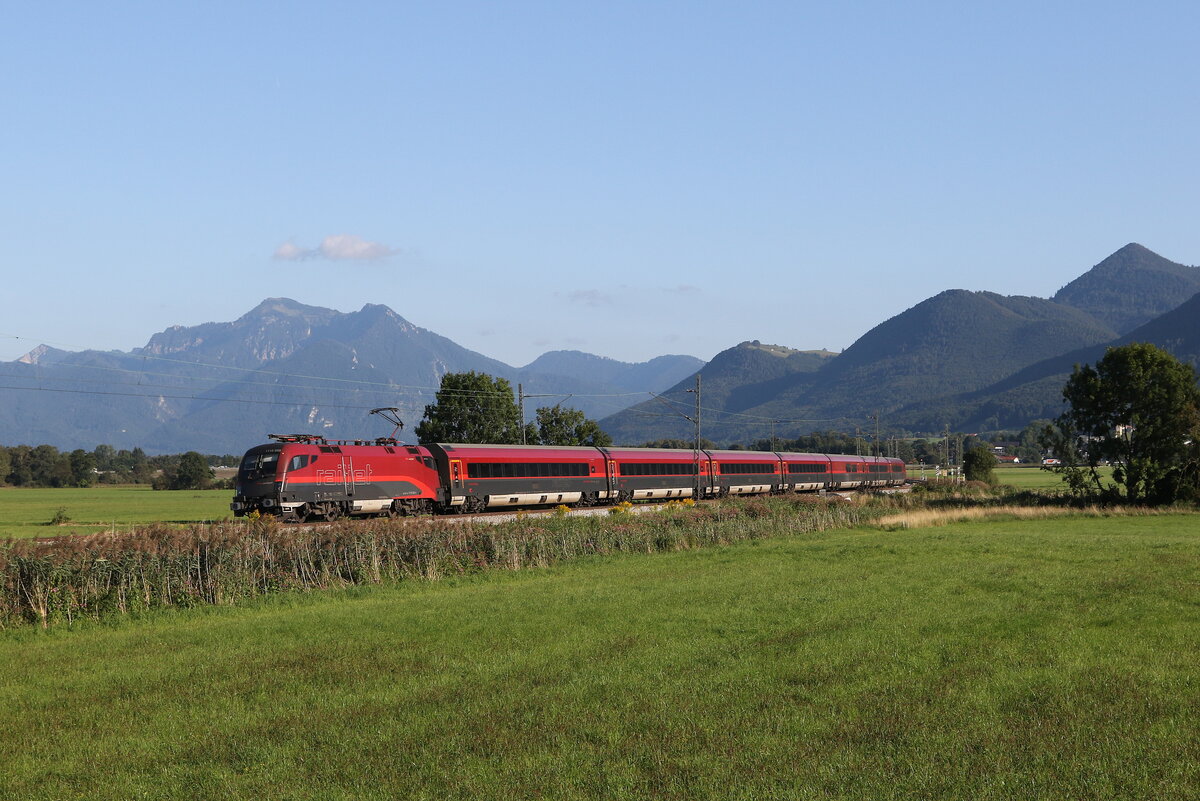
875;503;1166;530
0;496;874;629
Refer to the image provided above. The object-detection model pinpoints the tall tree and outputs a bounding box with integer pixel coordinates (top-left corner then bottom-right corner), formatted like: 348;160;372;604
963;446;997;484
415;372;533;444
1047;342;1200;503
535;405;613;447
68;449;95;488
154;451;214;491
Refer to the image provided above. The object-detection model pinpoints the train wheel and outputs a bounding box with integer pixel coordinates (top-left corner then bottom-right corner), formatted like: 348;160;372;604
324;503;341;522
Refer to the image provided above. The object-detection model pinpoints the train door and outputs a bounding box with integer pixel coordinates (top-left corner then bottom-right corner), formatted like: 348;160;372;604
450;459;463;492
607;459;618;499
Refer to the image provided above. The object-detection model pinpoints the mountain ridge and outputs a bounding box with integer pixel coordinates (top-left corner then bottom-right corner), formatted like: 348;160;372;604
2;299;702;453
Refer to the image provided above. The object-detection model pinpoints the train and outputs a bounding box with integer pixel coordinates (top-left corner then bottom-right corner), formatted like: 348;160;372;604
230;434;908;522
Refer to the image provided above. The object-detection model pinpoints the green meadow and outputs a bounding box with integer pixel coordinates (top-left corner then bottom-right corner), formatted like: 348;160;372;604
0;485;232;538
3;510;1198;800
993;464;1115;491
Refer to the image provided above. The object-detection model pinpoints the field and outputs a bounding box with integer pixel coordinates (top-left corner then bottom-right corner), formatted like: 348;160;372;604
0;485;232;539
3;510;1199;799
993;464;1115;490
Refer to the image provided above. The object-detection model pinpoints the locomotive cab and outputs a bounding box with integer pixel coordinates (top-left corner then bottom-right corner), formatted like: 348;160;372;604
231;444;285;516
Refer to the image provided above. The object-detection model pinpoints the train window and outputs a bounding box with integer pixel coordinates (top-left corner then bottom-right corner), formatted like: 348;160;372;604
720;463;774;474
788;463;827;474
468;462;590;479
619;462;698;476
287;455;310;472
424;457;435;470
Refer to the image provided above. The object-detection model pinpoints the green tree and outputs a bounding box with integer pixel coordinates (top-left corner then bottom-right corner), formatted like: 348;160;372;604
963;446;997;483
640;438;716;450
23;445;72;487
534;405;613;447
153;451;214;491
7;445;32;486
415;372;534;444
1048;342;1200;503
1016;419;1052;464
68;449;95;488
92;444;117;472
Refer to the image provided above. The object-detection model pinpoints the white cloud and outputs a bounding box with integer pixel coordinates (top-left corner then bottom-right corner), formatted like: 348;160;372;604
273;241;314;261
274;234;397;262
319;234;395;261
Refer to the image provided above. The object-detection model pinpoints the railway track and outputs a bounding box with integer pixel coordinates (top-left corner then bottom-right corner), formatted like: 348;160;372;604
272;484;914;528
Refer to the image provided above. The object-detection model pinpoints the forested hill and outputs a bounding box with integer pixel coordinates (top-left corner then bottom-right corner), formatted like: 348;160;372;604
1052;243;1200;335
600;342;835;444
909;288;1200;432
788;290;1118;414
600;290;1119;444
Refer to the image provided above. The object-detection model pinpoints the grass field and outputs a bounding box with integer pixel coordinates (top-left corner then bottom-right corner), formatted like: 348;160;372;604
993;464;1116;490
2;511;1198;799
0;485;232;538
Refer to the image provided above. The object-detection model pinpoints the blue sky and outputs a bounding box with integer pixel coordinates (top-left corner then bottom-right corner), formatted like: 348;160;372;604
3;1;1198;366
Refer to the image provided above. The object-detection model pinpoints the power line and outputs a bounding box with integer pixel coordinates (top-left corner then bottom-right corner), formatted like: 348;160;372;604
0;384;388;411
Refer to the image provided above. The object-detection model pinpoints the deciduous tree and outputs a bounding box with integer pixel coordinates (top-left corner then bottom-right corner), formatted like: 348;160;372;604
534;405;613;447
415;372;534;444
963;447;997;484
1047;342;1200;503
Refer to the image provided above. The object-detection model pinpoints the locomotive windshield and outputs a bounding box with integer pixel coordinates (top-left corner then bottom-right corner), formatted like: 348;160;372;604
239;448;280;480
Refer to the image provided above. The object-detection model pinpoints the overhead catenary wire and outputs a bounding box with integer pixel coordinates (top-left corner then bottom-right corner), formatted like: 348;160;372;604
647;392;846;425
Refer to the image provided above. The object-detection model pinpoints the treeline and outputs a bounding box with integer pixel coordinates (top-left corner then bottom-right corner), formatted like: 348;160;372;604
0;444;238;489
641;428;1051;469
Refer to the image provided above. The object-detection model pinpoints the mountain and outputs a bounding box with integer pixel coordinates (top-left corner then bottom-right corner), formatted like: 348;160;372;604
782;290;1117;415
600;341;838;444
601;244;1200;444
0;299;702;454
519;351;702;393
920;288;1200;431
1052;243;1200;335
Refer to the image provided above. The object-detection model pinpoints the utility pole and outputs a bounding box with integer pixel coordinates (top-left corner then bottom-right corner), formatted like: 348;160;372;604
686;374;702;498
518;383;526;445
942;424;950;471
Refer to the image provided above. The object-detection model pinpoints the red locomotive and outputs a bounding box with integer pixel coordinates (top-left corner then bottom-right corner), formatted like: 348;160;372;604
231;435;907;522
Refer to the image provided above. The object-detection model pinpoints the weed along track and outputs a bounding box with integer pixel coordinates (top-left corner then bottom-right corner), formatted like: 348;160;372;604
0;495;884;629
